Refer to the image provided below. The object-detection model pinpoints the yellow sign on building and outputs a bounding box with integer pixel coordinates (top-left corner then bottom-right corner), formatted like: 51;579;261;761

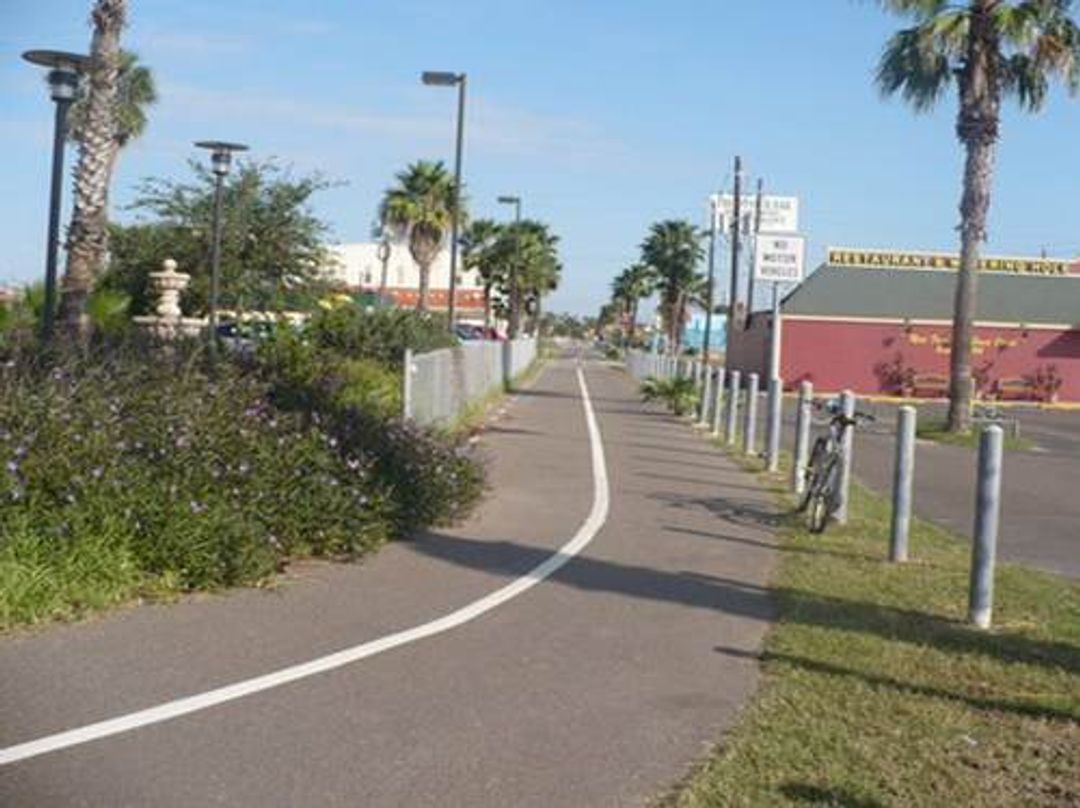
827;247;1069;276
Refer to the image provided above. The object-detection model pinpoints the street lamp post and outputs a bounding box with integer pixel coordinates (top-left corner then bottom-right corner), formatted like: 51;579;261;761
194;140;248;363
496;195;521;337
421;70;467;332
702;194;718;363
22;49;90;343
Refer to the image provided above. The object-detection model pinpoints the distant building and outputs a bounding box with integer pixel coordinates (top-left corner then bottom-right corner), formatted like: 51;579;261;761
682;312;727;354
325;242;485;318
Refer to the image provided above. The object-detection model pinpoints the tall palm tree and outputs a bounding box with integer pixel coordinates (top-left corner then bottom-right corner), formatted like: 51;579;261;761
69;50;157;191
611;262;656;342
461;218;504;327
59;0;127;337
877;0;1079;432
640;220;704;352
501;220;560;337
379;160;458;312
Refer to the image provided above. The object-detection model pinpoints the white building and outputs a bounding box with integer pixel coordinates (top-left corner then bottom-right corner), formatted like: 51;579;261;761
325;242;485;316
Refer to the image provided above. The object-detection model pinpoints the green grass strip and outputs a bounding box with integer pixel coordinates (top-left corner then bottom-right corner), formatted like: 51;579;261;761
666;452;1079;807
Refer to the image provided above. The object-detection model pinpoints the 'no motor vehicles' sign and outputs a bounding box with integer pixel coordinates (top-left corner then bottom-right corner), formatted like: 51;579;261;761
754;235;805;283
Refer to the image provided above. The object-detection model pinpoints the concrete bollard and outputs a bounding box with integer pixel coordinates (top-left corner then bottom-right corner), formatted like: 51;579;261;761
766;377;782;472
711;367;726;436
889;406;917;562
744;373;760;456
835;390;856;525
792;381;813;494
725;370;741;446
969;425;1004;629
699;367;713;425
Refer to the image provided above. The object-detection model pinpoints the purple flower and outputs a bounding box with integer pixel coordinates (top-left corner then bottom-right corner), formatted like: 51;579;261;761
189;500;205;514
5;460;17;475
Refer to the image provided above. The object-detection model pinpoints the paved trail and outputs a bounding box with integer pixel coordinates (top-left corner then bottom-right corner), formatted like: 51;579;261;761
0;359;777;807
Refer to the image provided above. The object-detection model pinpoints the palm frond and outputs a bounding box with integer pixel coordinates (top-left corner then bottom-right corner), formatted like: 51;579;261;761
876;24;956;111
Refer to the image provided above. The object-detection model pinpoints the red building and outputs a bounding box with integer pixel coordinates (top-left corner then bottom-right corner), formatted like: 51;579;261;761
728;248;1080;403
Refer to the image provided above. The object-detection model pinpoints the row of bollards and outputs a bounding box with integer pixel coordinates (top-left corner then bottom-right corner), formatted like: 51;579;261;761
635;349;1002;631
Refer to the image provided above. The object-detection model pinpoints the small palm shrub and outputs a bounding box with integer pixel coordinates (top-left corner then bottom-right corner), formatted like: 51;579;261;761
640;375;699;416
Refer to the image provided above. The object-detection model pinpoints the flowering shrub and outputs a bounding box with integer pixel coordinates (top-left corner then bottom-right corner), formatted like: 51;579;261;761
304;306;457;368
0;350;395;626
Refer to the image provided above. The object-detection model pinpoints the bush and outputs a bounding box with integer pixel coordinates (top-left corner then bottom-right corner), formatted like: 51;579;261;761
641;375;699;416
0;349;397;625
305;306;457;368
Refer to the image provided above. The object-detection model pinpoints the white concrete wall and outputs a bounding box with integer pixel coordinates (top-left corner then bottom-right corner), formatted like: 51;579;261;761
326;242;481;292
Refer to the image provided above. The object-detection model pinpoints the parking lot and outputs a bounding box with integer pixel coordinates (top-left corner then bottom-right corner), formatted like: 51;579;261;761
788;401;1080;578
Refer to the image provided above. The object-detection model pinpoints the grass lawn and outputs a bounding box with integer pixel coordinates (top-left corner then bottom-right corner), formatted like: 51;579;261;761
666;457;1079;807
916;417;1032;452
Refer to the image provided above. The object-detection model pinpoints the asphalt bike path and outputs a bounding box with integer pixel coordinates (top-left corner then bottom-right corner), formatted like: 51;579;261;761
0;358;778;806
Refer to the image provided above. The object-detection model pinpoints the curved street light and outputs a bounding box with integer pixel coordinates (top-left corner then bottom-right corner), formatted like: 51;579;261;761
22;49;90;342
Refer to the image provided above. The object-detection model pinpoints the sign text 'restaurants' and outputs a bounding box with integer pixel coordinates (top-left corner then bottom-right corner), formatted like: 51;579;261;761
828;248;1070;276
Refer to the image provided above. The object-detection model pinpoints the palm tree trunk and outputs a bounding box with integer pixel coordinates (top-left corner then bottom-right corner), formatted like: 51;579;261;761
629;299;638;342
60;0;125;340
416;260;430;312
483;281;492;328
947;3;999;434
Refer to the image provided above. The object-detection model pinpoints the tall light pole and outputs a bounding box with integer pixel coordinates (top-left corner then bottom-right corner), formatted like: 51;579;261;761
727;155;743;358
421;70;467;332
22;50;89;343
194;140;248;364
702;194;718;363
497;194;521;337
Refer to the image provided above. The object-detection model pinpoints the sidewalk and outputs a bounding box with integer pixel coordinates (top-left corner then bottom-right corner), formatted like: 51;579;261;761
0;359;779;807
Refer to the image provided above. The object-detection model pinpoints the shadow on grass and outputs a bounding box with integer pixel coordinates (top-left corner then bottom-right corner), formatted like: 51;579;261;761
779;783;887;808
714;645;1078;723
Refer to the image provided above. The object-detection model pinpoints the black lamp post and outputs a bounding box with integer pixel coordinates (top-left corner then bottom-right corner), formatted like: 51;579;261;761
194;140;248;361
497;195;522;336
421;70;467;332
22;49;90;343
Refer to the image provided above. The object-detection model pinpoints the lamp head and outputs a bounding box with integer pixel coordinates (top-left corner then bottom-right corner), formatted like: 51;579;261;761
22;50;90;103
421;71;462;87
194;140;249;176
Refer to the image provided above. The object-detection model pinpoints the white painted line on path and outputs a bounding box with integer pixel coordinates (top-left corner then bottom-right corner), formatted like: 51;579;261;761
0;366;610;767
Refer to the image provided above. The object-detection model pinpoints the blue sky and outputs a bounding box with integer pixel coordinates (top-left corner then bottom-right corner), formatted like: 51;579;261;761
2;0;1078;315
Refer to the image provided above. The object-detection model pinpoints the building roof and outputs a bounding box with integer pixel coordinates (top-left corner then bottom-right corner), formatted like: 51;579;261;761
783;266;1080;327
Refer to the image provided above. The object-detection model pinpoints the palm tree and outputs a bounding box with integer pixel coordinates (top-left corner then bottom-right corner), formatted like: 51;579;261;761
379;160;459;312
69;50;157;188
877;0;1079;432
461;218;504;327
59;0;127;337
640;220;704;352
611;263;656;342
500;220;560;337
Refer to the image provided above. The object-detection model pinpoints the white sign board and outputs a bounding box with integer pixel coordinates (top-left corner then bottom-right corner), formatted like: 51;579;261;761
754;235;805;283
710;194;799;235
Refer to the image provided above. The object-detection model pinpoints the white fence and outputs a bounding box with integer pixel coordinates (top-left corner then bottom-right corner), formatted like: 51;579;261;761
404;338;538;425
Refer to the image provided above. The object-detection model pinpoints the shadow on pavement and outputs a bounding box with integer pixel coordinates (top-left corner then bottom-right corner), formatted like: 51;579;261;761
406;530;1079;683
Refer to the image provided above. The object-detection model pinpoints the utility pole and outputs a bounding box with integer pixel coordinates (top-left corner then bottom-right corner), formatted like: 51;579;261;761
726;155;742;356
747;178;764;324
702;194;718;363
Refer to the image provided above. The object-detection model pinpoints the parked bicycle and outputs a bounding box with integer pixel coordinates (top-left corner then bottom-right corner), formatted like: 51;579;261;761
797;399;875;533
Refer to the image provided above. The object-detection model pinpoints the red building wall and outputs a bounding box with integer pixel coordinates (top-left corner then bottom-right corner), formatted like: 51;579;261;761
781;318;1080;402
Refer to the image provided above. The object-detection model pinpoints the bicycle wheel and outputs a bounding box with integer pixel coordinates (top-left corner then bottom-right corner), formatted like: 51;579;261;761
806;456;839;534
797;437;829;512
